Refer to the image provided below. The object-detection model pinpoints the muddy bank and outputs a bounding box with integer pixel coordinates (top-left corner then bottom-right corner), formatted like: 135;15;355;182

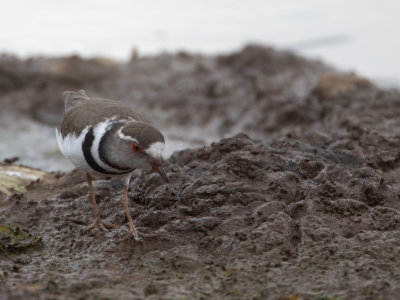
1;130;400;299
1;45;400;299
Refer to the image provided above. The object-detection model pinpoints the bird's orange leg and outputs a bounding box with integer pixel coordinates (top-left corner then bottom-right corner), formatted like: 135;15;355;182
116;184;141;242
116;184;157;243
85;173;117;232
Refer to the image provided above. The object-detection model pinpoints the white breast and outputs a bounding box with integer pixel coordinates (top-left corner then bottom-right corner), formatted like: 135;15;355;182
56;127;92;172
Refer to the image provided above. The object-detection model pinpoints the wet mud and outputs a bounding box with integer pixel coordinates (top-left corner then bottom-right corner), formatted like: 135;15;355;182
1;45;400;299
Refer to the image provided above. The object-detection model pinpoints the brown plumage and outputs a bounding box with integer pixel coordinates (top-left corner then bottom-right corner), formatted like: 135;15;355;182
61;90;145;138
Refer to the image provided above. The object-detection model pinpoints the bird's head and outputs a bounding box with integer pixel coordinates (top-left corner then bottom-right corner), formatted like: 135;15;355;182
113;121;168;182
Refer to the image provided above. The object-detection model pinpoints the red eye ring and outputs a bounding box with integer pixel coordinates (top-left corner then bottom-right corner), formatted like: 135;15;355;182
131;142;143;154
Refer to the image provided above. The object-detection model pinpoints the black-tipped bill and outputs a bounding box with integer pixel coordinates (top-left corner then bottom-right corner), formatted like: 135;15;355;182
153;164;169;183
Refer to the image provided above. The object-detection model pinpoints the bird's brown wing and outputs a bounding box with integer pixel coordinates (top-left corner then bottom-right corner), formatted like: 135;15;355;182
60;94;145;137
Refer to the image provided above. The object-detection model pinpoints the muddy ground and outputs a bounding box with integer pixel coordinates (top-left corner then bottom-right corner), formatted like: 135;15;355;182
1;45;400;299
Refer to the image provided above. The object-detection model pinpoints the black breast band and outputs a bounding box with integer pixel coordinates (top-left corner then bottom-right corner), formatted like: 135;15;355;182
82;127;133;175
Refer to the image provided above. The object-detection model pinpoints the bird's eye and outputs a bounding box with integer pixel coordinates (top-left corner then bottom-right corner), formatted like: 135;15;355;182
131;142;143;154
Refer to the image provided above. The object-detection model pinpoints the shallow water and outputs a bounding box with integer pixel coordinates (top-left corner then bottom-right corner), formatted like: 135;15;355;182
0;114;68;171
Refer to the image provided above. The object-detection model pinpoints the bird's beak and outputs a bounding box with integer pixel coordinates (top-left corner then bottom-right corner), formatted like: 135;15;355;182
152;161;169;183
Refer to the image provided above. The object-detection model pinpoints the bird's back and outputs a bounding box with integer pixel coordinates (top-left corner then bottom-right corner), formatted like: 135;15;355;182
61;90;144;137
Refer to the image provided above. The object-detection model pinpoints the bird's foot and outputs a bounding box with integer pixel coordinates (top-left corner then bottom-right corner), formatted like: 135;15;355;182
115;228;157;243
116;230;142;243
85;218;117;233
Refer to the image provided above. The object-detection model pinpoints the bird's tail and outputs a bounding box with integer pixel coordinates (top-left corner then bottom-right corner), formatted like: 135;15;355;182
62;90;89;113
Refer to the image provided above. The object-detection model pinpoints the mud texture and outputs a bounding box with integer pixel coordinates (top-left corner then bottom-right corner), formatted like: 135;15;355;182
1;45;400;299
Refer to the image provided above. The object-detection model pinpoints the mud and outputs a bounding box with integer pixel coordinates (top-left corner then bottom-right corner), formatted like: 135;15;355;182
1;45;400;299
